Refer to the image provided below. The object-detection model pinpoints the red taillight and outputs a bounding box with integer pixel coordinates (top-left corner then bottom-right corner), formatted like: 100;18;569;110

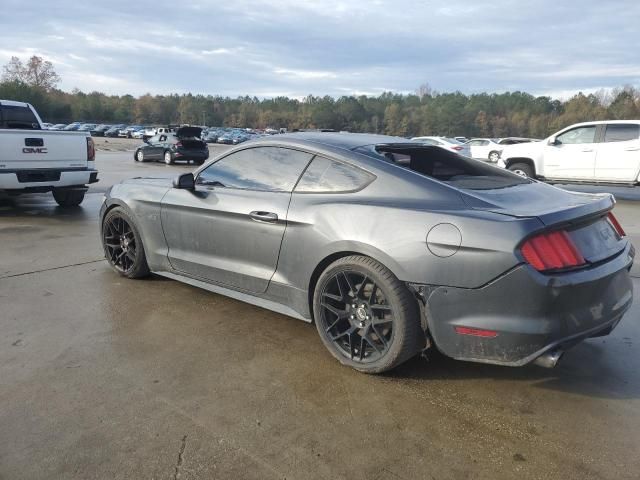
607;212;626;237
86;137;95;161
521;230;585;272
452;146;463;151
176;142;183;148
454;326;498;338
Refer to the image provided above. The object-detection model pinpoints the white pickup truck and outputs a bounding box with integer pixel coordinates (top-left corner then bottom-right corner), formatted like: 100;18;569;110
498;120;640;185
0;99;98;206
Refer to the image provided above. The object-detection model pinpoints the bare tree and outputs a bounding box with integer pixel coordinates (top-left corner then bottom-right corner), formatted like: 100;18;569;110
416;82;433;98
2;55;61;90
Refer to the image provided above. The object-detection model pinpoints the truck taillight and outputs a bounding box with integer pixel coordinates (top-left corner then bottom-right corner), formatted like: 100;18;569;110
520;230;585;272
87;137;95;162
607;212;626;237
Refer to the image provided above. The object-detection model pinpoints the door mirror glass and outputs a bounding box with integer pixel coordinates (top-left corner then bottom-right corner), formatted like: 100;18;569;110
173;172;195;190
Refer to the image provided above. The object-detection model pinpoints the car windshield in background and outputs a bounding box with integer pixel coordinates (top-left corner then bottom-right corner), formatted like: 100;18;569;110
356;143;530;190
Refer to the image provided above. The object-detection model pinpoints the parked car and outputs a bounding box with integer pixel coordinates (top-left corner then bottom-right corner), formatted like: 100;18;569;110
454;136;468;143
101;132;634;373
131;127;147;139
105;124;126;137
203;129;224;143
49;123;67;130
410;136;471;156
133;126;209;165
498;121;640;184
465;138;504;162
0;100;98;207
91;124;112;137
78;123;97;132
63;122;82;131
119;125;143;138
143;126;175;140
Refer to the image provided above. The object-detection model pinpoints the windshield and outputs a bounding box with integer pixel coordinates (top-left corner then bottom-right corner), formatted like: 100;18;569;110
356;143;530;190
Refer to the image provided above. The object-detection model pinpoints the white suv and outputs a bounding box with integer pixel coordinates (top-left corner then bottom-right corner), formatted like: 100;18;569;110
499;121;640;185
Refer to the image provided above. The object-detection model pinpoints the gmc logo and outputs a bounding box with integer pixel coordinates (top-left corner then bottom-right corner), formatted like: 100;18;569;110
22;147;48;154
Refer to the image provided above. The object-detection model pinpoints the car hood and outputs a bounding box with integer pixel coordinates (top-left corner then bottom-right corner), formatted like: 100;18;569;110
176;126;202;138
459;181;614;226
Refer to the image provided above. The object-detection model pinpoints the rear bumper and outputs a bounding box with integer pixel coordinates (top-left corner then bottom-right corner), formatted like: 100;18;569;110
0;167;99;192
421;242;635;366
174;149;209;161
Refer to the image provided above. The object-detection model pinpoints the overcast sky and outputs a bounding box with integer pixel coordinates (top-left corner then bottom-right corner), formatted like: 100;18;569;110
1;0;638;99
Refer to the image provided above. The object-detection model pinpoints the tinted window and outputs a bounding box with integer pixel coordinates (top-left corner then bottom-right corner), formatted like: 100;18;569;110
197;147;313;192
0;105;40;129
557;126;596;144
295;156;374;193
603;124;640;143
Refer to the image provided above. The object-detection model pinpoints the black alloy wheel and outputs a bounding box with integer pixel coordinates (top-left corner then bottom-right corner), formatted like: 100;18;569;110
102;208;149;278
314;255;423;373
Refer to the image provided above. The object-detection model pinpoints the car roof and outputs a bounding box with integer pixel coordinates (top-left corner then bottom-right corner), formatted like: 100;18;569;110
0;99;30;108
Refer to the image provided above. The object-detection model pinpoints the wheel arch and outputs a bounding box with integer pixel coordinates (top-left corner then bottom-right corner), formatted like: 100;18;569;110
505;157;536;175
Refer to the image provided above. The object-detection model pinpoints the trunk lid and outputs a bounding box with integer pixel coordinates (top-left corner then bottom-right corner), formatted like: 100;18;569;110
175;126;202;139
459;181;614;226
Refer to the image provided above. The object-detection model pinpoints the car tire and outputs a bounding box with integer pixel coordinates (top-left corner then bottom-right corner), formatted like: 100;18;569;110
508;162;534;178
196;159;205;166
101;207;150;279
488;151;500;162
164;151;174;165
135;149;145;162
52;189;85;207
313;255;424;374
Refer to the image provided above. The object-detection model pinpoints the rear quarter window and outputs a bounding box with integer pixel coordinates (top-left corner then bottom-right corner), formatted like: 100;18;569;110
295;156;374;193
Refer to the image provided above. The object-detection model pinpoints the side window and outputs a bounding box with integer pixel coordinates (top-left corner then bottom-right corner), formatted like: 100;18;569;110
480;140;490;146
149;135;160;143
0;105;40;129
603;124;640;143
159;135;167;142
197;147;313;192
557;126;596;145
468;140;480;146
295;156;375;193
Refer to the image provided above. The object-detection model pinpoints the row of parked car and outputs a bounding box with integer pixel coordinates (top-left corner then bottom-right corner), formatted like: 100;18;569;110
41;122;283;144
410;136;538;162
411;120;640;185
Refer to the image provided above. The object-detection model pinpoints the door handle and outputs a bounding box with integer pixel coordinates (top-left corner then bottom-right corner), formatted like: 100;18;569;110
249;211;278;223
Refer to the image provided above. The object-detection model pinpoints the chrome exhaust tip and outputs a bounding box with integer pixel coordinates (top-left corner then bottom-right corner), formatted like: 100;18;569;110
533;349;564;368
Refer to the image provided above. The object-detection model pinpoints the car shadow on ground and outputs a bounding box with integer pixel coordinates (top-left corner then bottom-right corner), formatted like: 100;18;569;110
385;340;640;400
0;193;99;221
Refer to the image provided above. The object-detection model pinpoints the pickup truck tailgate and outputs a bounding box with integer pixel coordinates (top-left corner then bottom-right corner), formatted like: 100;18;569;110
0;130;89;170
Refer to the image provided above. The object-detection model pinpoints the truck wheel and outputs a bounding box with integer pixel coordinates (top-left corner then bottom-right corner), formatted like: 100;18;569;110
53;189;86;207
508;162;534;178
164;151;174;165
313;255;424;374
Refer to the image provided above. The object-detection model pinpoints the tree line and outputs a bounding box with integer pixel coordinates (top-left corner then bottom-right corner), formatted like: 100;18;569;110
1;56;639;138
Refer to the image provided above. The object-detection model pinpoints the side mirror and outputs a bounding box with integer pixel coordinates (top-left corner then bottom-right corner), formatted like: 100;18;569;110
173;172;195;190
548;137;560;146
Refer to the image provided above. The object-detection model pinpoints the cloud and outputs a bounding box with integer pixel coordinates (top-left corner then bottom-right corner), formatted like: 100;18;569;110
0;0;638;98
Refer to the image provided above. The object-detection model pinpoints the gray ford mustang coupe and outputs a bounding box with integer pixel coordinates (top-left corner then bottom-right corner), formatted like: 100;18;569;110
100;132;635;373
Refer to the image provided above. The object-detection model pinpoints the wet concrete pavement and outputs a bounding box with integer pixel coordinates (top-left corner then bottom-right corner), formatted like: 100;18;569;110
1;152;639;479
